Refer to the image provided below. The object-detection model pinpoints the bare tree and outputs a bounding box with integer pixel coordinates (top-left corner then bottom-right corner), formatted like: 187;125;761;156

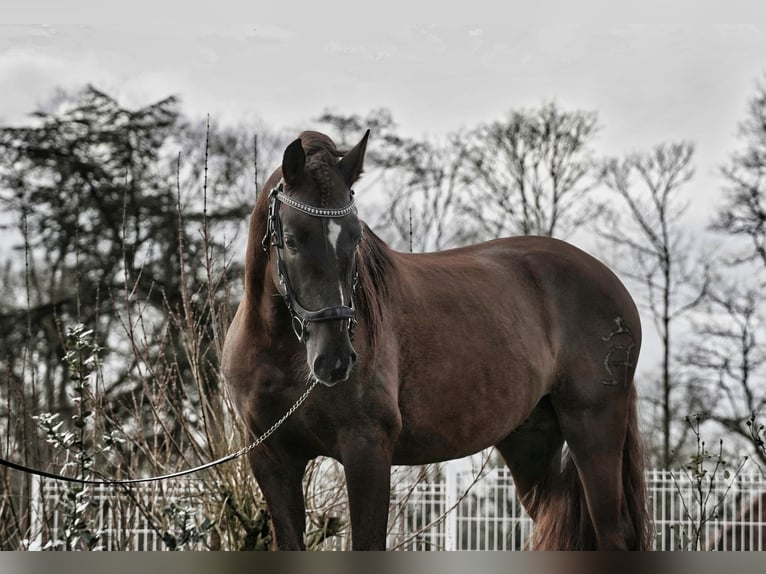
696;74;766;466
461;101;600;239
684;282;766;466
715;75;766;268
380;134;476;252
599;142;708;468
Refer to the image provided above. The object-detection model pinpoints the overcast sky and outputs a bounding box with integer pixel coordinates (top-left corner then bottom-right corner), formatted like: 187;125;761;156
3;5;765;172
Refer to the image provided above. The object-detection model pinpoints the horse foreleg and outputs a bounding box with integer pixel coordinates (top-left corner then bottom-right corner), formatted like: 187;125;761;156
249;449;308;550
340;434;394;550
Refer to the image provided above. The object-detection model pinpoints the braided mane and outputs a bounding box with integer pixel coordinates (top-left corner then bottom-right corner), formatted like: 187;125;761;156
299;131;345;208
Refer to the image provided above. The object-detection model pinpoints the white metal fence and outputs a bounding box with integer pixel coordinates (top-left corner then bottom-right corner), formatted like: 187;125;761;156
29;466;766;550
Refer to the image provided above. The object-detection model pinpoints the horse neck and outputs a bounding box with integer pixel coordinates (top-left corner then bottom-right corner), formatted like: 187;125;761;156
243;180;279;329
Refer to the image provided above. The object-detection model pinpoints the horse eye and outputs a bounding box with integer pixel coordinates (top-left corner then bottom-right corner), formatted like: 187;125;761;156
284;237;298;251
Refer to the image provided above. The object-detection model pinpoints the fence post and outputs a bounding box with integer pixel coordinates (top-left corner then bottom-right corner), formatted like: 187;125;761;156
29;475;43;550
444;461;458;550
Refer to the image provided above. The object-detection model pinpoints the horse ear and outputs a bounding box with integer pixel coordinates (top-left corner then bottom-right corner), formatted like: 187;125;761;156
282;138;306;186
338;129;370;187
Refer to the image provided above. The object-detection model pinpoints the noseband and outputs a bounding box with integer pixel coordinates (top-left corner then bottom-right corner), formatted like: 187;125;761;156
262;183;359;342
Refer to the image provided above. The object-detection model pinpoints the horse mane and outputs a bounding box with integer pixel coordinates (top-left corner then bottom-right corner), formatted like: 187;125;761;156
299;131;346;208
356;224;395;348
299;130;346;158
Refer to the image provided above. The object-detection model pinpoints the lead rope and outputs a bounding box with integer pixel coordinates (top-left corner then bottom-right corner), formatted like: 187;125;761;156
0;380;319;485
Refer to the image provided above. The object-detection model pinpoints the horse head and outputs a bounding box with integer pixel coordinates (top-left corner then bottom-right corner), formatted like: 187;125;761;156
264;130;370;386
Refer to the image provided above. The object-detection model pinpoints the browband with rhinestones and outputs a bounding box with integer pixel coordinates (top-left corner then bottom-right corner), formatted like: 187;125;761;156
273;188;356;218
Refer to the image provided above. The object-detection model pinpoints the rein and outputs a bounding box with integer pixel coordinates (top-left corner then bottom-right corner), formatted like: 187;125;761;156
0;380;319;485
262;182;359;342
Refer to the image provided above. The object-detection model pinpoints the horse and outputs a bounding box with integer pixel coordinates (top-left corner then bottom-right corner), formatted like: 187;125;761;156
221;130;652;550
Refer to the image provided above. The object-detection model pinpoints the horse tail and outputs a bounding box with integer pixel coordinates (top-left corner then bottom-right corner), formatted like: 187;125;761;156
621;384;653;549
530;385;652;550
528;451;595;550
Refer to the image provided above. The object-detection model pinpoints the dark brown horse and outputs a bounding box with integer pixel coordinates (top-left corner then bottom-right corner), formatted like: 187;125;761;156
222;130;651;550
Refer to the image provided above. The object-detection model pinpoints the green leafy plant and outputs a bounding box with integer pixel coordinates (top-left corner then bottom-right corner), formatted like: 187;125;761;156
32;324;117;550
670;414;748;550
160;501;214;550
746;412;766;474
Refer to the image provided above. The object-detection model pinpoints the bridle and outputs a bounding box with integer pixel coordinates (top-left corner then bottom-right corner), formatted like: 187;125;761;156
262;182;359;343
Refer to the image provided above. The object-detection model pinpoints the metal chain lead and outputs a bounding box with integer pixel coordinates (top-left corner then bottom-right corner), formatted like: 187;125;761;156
0;380;320;485
241;379;319;457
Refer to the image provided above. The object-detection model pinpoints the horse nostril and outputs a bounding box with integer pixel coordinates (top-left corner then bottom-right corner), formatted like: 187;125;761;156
350;351;358;364
313;354;331;376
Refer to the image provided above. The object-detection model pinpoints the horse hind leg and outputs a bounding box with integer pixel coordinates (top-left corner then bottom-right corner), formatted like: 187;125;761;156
547;372;650;550
495;396;565;522
497;396;597;551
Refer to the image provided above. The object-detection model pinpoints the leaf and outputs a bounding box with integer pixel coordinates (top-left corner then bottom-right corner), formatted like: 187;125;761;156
162;533;177;551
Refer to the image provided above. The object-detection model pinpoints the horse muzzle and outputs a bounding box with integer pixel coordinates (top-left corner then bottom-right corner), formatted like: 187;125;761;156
312;349;358;387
